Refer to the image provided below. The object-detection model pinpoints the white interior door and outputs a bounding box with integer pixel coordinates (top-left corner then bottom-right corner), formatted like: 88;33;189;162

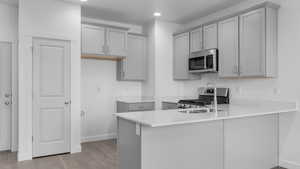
0;42;12;151
33;38;71;157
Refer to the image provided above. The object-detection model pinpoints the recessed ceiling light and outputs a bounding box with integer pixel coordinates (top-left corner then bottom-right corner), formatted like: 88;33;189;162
80;0;88;2
153;12;161;17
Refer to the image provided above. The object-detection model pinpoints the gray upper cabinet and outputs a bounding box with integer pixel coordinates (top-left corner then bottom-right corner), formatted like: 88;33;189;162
219;7;278;78
82;25;106;55
173;32;190;80
81;24;128;57
173;3;278;79
218;16;239;77
239;8;266;77
117;34;147;81
190;27;203;53
203;23;218;49
106;28;128;57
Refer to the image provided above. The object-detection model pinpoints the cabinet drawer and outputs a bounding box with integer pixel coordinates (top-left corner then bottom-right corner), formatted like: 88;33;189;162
117;101;155;113
128;102;155;111
162;102;178;110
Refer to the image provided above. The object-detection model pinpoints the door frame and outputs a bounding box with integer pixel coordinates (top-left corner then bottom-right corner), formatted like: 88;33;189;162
31;37;71;157
0;41;17;152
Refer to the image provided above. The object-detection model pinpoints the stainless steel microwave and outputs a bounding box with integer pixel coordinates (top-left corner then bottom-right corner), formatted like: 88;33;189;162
189;48;218;73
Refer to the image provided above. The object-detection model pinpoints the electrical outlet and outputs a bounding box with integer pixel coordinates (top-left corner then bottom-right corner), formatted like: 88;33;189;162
273;88;280;95
236;87;242;95
97;86;101;93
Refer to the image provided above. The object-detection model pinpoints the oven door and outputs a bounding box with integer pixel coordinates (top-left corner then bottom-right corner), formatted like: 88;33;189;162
189;56;205;72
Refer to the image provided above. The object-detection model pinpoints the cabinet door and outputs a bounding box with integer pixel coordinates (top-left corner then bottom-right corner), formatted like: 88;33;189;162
218;17;239;77
123;34;147;81
81;25;106;55
239;8;266;77
203;23;218;49
106;28;128;56
190;27;203;53
173;32;190;80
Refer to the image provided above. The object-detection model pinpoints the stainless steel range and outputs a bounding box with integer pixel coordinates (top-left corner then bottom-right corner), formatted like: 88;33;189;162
177;87;230;109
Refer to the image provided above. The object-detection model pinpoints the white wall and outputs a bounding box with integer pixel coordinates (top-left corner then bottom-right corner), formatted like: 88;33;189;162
18;0;81;161
81;60;142;142
154;21;185;108
0;2;18;152
81;18;143;142
82;17;143;34
181;0;300;168
142;21;155;98
142;20;185;109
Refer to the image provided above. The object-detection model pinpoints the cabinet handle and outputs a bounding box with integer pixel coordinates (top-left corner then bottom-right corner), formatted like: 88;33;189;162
106;46;110;54
239;66;242;75
233;65;240;74
103;45;109;54
102;45;106;53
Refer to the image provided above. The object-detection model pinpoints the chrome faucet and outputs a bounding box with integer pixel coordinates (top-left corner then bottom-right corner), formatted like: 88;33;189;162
206;82;218;114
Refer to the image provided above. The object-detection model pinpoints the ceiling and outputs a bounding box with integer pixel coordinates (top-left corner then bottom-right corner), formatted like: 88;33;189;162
66;0;247;25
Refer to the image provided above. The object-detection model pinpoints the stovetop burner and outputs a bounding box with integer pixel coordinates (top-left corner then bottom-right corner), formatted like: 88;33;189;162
177;87;230;109
178;99;209;106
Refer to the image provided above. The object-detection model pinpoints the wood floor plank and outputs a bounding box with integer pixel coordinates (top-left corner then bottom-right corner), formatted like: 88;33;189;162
0;140;284;169
0;140;117;169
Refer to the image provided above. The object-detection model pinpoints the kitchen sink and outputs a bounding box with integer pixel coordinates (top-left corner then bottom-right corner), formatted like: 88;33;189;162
179;108;223;114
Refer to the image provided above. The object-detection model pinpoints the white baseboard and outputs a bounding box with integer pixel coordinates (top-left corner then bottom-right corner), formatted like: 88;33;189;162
81;133;117;143
280;160;300;169
0;146;10;152
71;144;82;154
17;152;32;162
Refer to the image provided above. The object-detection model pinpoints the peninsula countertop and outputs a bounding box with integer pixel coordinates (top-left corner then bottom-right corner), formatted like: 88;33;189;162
115;99;298;127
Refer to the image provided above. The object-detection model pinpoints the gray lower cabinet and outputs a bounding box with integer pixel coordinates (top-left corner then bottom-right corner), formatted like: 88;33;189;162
118;114;278;169
161;102;178;110
173;32;190;80
117;34;147;81
218;16;239;77
117;101;155;113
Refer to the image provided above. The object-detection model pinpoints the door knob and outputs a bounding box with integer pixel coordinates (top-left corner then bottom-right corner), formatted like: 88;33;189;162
4;94;11;98
65;101;71;105
4;101;10;105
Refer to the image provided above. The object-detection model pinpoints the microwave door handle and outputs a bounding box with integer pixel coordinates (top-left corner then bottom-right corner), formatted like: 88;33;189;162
204;56;207;69
212;54;217;71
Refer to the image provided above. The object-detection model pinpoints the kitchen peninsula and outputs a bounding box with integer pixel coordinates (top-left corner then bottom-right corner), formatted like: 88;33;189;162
116;99;297;169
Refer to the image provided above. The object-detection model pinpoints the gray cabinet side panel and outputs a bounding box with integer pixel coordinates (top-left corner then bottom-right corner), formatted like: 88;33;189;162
140;121;223;169
118;118;141;169
224;114;278;169
265;7;278;77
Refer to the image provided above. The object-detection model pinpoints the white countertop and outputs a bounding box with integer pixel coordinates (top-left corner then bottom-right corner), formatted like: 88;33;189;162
115;99;298;127
116;96;155;103
116;96;196;103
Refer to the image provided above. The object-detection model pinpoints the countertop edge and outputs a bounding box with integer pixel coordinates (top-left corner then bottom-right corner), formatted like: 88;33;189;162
115;108;298;128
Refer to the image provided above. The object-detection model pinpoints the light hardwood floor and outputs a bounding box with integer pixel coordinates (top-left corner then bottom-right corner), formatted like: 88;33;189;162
0;140;117;169
0;140;287;169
